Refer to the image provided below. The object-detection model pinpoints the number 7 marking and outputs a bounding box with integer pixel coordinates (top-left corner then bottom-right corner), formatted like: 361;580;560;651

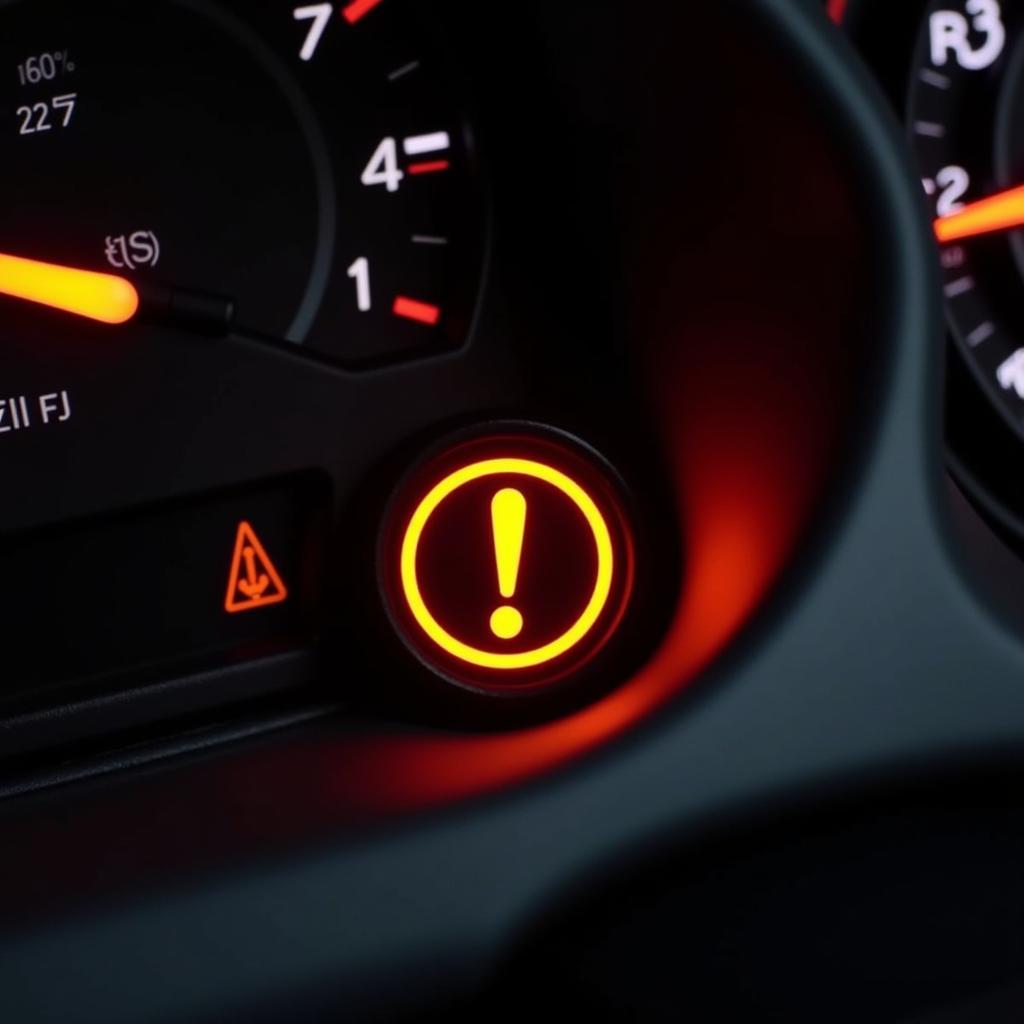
52;93;76;128
293;4;333;62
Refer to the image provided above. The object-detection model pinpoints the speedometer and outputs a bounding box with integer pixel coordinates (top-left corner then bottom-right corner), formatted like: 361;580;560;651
0;0;484;367
0;0;490;722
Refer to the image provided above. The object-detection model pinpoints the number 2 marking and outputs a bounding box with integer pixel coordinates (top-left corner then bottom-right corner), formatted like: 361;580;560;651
17;102;50;134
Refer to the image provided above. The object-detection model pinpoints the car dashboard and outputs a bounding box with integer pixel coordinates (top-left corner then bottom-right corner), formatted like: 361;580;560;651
3;1;1024;1021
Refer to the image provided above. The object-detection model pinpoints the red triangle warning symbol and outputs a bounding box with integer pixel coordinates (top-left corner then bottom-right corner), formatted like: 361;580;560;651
224;521;289;614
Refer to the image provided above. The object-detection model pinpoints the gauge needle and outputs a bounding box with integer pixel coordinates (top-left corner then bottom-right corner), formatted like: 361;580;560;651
0;250;235;335
935;184;1024;244
0;251;139;324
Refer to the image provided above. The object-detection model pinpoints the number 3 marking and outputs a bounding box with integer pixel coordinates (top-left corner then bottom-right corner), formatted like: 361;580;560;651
930;0;1006;71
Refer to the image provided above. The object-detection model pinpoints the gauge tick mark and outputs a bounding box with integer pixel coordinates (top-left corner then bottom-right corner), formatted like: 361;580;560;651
967;321;995;347
342;0;385;24
919;69;952;90
388;60;421;82
394;296;441;325
404;132;450;156
945;276;975;299
404;133;451;175
408;160;450;175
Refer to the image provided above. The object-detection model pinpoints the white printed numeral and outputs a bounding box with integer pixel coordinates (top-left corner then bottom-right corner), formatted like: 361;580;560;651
933;165;971;216
930;1;1005;70
16;92;75;135
361;137;404;193
997;349;1024;398
293;4;333;62
347;257;372;312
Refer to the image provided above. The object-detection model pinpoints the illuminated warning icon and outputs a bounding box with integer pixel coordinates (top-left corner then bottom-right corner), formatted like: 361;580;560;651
224;521;288;614
384;432;634;692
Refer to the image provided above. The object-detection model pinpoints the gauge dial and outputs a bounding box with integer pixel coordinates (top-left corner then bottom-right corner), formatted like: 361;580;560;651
0;0;484;367
908;1;1024;436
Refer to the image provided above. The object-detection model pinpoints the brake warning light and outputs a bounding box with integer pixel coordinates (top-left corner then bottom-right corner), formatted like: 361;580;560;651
225;521;289;614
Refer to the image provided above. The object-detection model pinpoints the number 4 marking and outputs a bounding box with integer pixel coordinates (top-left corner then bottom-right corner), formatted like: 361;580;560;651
361;138;404;192
294;4;333;62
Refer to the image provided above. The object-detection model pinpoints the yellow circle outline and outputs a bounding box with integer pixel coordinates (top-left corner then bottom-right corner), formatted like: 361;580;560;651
399;458;616;671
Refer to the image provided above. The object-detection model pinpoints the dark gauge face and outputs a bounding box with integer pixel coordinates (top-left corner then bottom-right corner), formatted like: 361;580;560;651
0;0;484;367
908;1;1024;437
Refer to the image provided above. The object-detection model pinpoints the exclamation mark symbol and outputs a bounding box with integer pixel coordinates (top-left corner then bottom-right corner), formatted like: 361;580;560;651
490;488;527;640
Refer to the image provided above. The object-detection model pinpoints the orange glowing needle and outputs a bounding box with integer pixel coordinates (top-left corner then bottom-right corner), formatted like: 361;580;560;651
935;184;1024;244
0;252;139;324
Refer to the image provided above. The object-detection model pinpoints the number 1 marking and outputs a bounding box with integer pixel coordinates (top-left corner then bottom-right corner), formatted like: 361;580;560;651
347;257;372;312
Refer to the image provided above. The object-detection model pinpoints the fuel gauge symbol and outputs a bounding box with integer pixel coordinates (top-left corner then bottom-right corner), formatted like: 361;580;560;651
381;430;634;694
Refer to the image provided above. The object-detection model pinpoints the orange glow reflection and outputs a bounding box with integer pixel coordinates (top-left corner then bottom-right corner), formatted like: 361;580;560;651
335;313;833;816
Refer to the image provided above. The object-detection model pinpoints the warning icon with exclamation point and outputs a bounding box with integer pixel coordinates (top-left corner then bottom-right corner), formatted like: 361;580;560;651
382;431;634;694
225;521;289;614
489;488;527;641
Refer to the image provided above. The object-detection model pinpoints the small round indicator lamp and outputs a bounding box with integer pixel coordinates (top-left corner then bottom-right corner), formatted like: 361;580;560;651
381;429;634;695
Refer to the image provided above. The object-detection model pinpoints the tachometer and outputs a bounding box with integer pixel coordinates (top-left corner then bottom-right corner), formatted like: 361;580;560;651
908;1;1024;436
